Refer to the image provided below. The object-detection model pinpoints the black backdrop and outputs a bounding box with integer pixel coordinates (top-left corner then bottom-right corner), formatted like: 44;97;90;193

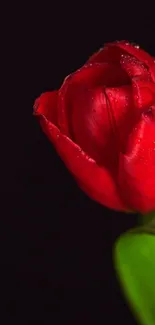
3;3;154;324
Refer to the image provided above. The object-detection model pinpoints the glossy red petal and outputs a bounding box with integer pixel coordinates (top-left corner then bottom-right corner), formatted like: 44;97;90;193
87;44;125;65
116;42;155;75
105;86;136;153
70;86;118;169
87;41;155;82
120;55;151;79
70;84;137;172
33;91;58;126
119;119;155;213
115;42;155;82
36;113;128;211
132;78;155;110
58;63;129;137
71;63;129;87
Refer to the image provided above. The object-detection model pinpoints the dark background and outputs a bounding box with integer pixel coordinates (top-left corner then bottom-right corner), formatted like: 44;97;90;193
3;3;154;324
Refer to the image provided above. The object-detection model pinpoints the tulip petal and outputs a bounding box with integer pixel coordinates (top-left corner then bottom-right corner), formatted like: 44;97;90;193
34;99;127;211
119;119;155;213
87;44;125;65
132;78;155;110
88;41;155;82
70;84;137;172
76;86;116;165
120;55;151;79
58;63;129;137
116;42;155;78
33;91;58;126
117;41;155;72
105;86;136;153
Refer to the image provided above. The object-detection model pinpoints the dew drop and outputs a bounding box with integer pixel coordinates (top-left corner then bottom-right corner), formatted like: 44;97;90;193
88;157;93;162
143;107;153;121
131;42;139;48
56;134;60;139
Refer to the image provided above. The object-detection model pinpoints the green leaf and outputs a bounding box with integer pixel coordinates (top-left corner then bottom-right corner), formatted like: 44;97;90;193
114;231;155;325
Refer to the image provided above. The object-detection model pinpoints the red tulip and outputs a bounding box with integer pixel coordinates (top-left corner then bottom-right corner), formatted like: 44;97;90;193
34;41;155;213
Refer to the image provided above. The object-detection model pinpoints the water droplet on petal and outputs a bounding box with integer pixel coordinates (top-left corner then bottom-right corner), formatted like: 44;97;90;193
56;134;60;139
131;42;139;48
